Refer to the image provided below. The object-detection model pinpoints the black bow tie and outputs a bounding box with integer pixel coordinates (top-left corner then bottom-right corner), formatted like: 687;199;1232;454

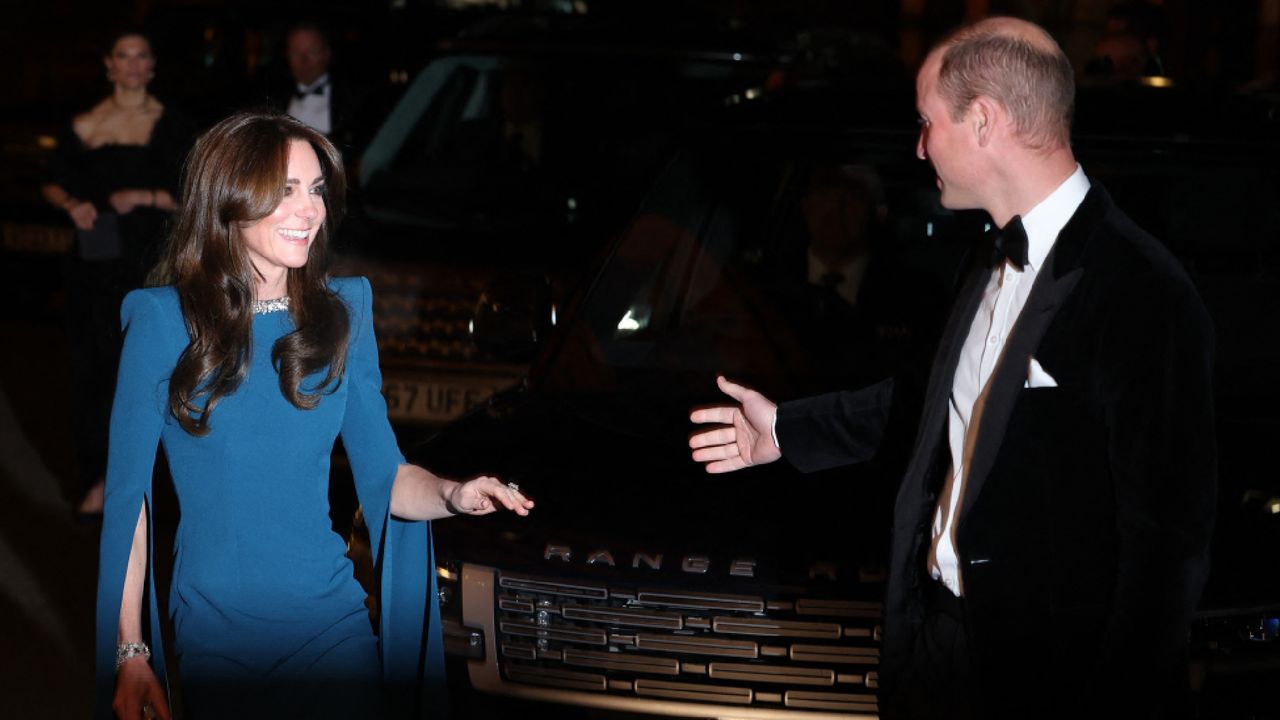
294;82;328;100
990;215;1029;270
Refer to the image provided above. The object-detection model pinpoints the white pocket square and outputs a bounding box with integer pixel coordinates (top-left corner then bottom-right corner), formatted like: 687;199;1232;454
1025;358;1058;388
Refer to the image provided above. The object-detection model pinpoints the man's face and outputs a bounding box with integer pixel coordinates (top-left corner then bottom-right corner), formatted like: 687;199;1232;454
915;53;982;210
286;29;331;87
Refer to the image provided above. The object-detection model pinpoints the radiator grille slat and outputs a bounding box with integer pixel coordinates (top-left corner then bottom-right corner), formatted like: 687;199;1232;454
563;648;681;675
500;620;608;645
790;644;880;664
708;663;835;686
500;575;609;600
633;679;754;705
561;605;684;630
635;633;759;658
637;590;764;612
713;616;843;639
785;690;879;712
504;664;608;692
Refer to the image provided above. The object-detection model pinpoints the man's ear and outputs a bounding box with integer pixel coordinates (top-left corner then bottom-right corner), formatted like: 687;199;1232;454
969;97;1000;147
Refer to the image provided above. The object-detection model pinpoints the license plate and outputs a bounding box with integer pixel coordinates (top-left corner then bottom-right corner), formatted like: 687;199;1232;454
381;377;514;424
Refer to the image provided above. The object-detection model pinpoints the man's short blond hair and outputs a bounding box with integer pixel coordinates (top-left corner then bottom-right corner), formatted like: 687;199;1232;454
936;19;1075;150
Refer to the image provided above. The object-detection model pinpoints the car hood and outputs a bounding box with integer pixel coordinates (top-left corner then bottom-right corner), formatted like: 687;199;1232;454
414;388;893;599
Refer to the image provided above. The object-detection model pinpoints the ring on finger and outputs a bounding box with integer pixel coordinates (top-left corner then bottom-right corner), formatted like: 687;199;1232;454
506;481;520;493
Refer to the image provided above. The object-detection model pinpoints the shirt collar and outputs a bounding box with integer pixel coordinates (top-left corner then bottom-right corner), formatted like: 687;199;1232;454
297;73;331;94
1018;164;1090;272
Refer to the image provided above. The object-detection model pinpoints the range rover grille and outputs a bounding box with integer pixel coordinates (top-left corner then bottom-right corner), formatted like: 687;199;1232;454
462;565;882;718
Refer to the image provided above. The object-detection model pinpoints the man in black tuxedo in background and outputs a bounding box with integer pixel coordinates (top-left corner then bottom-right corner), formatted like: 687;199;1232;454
267;22;366;155
690;16;1215;720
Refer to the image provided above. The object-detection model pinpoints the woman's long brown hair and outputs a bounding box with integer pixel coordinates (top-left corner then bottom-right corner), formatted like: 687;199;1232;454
150;112;349;435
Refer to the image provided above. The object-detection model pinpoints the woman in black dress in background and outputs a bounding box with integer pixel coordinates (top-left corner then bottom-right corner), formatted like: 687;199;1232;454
41;28;193;515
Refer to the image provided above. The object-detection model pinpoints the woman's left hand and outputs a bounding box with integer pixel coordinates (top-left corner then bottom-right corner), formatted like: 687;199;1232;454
447;476;535;517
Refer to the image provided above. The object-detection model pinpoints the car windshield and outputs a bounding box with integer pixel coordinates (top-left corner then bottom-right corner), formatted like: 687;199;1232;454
538;131;970;404
356;52;772;262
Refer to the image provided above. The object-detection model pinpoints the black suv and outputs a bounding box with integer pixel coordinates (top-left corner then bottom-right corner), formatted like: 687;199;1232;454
414;81;1280;719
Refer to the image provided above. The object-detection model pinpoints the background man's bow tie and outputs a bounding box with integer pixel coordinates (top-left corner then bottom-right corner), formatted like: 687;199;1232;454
294;81;328;100
990;215;1029;270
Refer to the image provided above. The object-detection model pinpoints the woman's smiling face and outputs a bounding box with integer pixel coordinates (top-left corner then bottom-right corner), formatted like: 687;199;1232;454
240;139;326;298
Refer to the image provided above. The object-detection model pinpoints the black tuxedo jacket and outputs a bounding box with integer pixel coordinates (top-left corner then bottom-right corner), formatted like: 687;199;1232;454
264;74;367;154
777;185;1216;718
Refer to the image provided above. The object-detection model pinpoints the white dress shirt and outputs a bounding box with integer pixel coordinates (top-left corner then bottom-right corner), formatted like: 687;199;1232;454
287;74;332;135
928;165;1091;596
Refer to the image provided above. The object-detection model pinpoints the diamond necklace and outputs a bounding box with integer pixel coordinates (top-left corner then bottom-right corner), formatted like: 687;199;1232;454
251;296;290;315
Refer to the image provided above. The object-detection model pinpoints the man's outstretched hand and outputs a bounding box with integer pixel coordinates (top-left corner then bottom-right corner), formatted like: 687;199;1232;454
689;376;782;473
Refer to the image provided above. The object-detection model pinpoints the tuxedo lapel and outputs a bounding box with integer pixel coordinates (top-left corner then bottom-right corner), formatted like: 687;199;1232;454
902;262;993;489
954;186;1115;527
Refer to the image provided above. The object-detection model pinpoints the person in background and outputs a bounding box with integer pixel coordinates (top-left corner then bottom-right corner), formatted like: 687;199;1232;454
690;16;1215;720
1086;0;1169;78
41;28;193;518
96;112;534;719
267;21;367;155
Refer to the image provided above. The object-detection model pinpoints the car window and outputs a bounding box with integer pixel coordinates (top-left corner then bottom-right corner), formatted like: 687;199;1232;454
542;138;968;401
356;53;773;261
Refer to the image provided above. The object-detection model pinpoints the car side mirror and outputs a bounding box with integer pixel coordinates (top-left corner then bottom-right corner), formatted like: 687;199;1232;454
470;275;553;361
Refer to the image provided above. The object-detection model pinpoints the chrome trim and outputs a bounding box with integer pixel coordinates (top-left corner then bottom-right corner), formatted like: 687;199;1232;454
796;599;882;619
498;598;536;614
730;558;758;578
790;644;880;665
500;620;609;645
713;617;843;639
505;664;608;692
634;679;752;705
708;663;836;686
681;555;711;574
563;648;681;675
632;552;663;570
502;643;537;660
636;633;759;658
785;690;879;712
561;605;684;629
500;574;609;600
637;590;765;612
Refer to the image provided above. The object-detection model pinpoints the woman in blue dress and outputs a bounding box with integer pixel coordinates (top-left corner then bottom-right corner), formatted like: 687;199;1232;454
95;112;534;719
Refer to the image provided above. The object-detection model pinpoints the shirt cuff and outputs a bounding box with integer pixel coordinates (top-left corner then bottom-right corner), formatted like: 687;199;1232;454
770;409;780;450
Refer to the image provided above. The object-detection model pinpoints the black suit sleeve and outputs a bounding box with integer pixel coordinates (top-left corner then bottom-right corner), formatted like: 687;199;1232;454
1096;268;1216;710
775;377;895;473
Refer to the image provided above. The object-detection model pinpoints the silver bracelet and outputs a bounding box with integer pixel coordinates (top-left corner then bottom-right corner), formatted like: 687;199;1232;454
116;641;151;670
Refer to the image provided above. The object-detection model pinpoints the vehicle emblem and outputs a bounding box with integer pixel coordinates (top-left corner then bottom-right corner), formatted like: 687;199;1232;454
544;543;756;578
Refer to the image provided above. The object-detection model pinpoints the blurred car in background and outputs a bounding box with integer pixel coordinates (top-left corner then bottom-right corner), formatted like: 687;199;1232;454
334;34;780;436
405;78;1280;719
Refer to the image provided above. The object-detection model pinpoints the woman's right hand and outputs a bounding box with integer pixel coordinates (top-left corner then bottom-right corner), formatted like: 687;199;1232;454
113;658;171;720
689;375;782;473
67;200;97;231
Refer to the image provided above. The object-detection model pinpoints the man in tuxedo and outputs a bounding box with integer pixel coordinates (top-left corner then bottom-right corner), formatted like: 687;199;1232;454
690;16;1215;719
267;22;366;154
